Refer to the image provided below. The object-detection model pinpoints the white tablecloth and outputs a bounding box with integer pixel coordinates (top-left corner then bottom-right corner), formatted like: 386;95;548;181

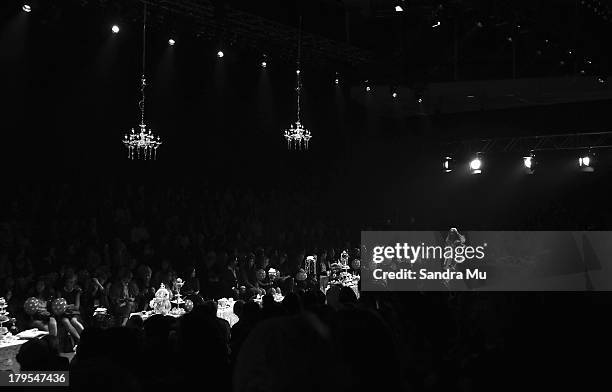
0;338;28;372
216;306;239;327
130;307;239;327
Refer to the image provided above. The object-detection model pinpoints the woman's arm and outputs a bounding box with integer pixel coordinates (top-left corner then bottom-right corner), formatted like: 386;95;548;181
74;290;81;309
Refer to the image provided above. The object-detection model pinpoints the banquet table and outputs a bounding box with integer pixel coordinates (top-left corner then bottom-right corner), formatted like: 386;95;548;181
129;295;285;328
129;305;240;327
0;330;50;372
325;283;360;299
0;338;29;372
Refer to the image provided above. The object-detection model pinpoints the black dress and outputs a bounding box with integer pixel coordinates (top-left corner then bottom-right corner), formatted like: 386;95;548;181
57;287;80;317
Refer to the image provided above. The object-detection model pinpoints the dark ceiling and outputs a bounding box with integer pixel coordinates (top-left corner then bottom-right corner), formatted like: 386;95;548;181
4;0;611;85
1;0;611;185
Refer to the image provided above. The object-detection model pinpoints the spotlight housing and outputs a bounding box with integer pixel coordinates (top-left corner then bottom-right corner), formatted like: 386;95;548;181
22;4;31;12
469;154;483;174
523;152;536;174
443;156;454;173
578;153;594;172
112;25;120;34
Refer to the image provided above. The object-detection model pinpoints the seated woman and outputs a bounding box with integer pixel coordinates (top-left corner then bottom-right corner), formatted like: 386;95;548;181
90;266;110;310
30;277;57;336
109;268;139;326
57;273;85;342
134;264;154;312
181;266;200;297
249;269;273;297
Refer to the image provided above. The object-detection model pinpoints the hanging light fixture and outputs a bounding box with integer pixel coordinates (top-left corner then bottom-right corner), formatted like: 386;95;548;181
284;17;311;150
123;2;162;160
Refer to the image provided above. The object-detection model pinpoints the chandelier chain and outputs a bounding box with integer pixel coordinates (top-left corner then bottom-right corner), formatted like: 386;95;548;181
282;15;311;150
296;16;302;122
123;0;161;160
139;2;147;126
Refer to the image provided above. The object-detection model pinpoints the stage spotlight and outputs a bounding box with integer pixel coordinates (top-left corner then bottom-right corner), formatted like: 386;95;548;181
469;155;482;174
443;157;454;173
417;97;423;103
523;153;536;174
112;25;120;34
335;72;339;85
579;156;590;166
217;50;224;58
395;5;404;12
392;92;398;98
22;4;31;12
579;153;594;172
261;61;267;68
168;38;176;46
365;80;371;92
432;21;441;28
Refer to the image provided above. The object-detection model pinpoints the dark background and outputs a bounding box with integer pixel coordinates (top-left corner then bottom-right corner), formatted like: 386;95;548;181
1;2;612;388
1;0;611;229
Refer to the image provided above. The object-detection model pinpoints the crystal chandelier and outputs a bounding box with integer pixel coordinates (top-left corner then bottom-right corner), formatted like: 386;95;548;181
284;18;311;150
123;3;161;160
